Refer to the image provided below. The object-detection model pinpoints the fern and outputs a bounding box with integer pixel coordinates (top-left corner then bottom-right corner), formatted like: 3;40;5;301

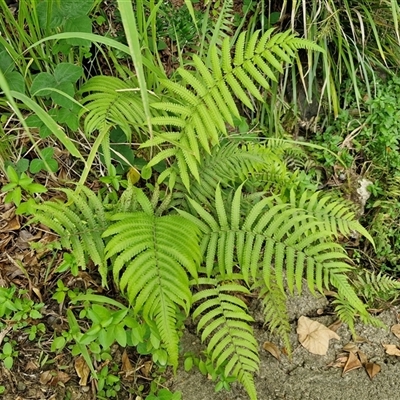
253;275;291;355
287;189;375;244
30;186;109;284
79;76;150;141
179;184;375;333
351;269;400;305
78;76;158;178
102;210;202;370
141;29;323;189
170;141;283;210
32;179;386;400
200;0;235;66
192;274;258;400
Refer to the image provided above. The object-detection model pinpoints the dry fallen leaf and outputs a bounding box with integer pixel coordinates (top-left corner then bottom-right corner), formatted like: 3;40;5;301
121;350;134;377
391;324;400;340
365;362;381;379
357;350;368;366
75;356;90;386
0;216;20;232
40;370;70;386
353;335;368;343
141;361;152;378
342;343;359;353
297;316;340;355
327;354;348;368
342;351;362;376
328;319;342;333
383;344;400;356
40;370;53;385
262;341;281;361
25;360;39;371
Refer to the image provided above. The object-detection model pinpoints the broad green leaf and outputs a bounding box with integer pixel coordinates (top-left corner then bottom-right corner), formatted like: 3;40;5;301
54;63;83;84
31;72;56;96
3;356;13;370
10;91;83;160
65;16;92;47
6;166;19;183
0;47;14;73
5;71;24;93
51;81;75;108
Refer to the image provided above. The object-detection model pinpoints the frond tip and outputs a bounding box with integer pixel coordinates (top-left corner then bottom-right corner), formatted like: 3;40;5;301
192;275;258;400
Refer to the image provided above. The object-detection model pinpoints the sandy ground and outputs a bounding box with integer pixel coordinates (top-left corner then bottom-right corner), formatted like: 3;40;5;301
172;293;400;400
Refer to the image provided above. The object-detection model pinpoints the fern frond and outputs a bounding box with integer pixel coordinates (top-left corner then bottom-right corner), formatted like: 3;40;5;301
30;186;108;283
143;29;323;190
288;189;374;244
103;212;201;369
192;274;258;400
79;76;153;141
201;0;234;67
180;183;375;344
253;274;291;355
170;141;281;211
352;269;400;304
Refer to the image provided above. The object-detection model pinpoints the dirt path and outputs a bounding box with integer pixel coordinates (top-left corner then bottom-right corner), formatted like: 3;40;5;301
172;296;400;400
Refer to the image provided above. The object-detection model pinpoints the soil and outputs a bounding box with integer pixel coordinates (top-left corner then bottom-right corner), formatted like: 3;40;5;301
172;291;400;400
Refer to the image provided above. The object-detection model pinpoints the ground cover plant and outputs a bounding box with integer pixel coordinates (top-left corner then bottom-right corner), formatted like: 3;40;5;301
1;0;400;399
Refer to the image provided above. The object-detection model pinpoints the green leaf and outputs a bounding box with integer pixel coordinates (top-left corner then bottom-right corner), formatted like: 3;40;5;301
29;159;44;174
2;342;12;356
114;323;127;347
65;16;92;47
12;186;22;206
31;72;57;96
184;356;193;371
57;107;80;130
51;336;66;352
0;47;14;73
41;147;55;160
3;356;13;370
46;159;59;173
141;165;152;180
54;63;83;84
29;310;42;319
6;166;19;183
26;183;47;194
11;91;83;160
5;71;24;93
1;182;17;192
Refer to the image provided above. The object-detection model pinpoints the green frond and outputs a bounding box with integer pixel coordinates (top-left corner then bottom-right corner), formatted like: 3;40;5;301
161;79;198;106
181;183;366;336
191;275;258;398
151;116;187;128
147;29;322;190
103;212;202;369
352;270;400;305
253;275;291;354
30;186;108;284
79;76;150;141
171;141;271;211
329;272;371;323
234;32;247;66
288;189;374;245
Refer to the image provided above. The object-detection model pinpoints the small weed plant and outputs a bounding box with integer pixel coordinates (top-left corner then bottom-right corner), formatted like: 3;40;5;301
312;76;400;275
